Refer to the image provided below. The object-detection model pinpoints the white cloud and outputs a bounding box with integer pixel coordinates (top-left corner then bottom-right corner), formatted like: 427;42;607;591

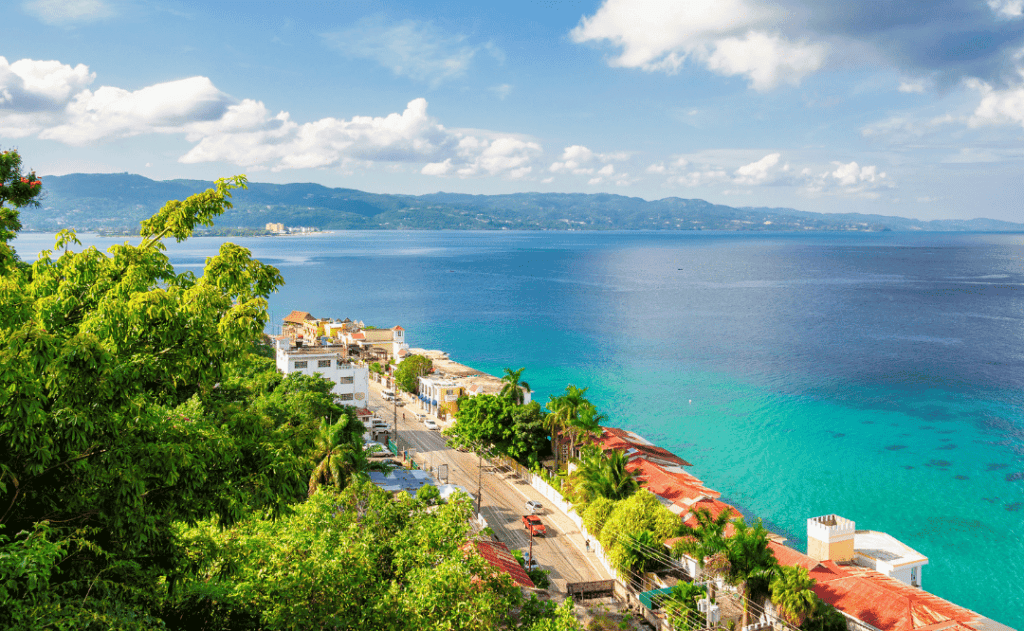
898;79;926;93
323;17;496;86
733;153;781;185
705;32;826;91
0;57;542;180
40;76;233;145
967;78;1024;128
988;0;1023;18
22;0;114;25
571;0;827;90
0;57;95;112
801;161;890;198
549;144;629;175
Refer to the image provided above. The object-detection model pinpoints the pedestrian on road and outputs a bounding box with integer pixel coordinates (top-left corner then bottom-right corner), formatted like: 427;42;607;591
585;539;591;552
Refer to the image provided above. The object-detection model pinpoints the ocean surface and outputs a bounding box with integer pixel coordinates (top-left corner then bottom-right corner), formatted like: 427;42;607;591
14;229;1024;627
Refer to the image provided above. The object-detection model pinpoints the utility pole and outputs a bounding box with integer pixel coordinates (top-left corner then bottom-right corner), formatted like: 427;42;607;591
528;527;535;569
476;448;483;515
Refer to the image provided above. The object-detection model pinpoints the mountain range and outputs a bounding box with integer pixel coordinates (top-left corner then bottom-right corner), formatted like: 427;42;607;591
20;172;1024;233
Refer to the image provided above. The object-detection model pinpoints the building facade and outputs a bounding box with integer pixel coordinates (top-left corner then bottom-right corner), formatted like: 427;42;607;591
273;337;369;406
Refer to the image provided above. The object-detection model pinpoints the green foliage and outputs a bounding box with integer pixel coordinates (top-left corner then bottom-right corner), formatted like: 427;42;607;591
415;482;442;505
570;446;640;505
663;582;707;631
800;598;848;631
500;367;531;404
527;567;552;589
545;385;604;470
445;394;514;453
771;565;818;627
394;354;432;393
0;150;43;268
598;490;681;576
369;361;384;374
580;496;617;537
508;401;550;466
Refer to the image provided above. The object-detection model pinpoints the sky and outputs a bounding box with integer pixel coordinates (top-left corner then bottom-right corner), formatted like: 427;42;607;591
2;0;1024;222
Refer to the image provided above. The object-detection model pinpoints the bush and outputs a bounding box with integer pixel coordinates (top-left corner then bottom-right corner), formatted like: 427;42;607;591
598;490;681;576
581;497;617;537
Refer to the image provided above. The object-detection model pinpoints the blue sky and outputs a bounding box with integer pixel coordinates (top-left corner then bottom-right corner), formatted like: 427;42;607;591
2;0;1023;221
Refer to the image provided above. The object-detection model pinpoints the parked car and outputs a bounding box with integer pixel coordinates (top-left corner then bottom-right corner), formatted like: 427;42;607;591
415;413;427;422
522;515;546;537
525;499;543;514
381;391;395;401
363;441;393;457
424;419;439;431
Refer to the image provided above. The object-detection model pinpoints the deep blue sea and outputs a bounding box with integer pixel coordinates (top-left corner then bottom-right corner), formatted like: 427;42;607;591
15;229;1024;627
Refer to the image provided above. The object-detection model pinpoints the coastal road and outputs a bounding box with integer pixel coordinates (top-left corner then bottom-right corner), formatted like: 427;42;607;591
367;380;611;593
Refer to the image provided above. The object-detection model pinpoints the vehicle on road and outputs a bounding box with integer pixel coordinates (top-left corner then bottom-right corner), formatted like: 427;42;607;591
525;499;543;514
424;419;439;431
415;413;427;422
522;515;547;537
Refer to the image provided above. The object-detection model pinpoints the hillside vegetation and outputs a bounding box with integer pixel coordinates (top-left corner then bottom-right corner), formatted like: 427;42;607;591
27;172;1024;233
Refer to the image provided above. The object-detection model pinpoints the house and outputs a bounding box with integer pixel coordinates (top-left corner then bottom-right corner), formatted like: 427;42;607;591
758;515;1011;631
273;336;369;406
417;375;465;420
474;540;535;589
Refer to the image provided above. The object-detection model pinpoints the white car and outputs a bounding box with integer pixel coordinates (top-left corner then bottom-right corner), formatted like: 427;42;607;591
415;413;427;422
525;500;543;514
424;419;439;431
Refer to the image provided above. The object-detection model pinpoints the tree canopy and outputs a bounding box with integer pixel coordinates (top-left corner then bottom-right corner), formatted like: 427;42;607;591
394;354;432;392
0;152;583;630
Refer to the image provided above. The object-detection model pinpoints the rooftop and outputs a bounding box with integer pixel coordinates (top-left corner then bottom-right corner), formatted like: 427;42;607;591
367;469;435;495
855;530;928;568
473;540;535;589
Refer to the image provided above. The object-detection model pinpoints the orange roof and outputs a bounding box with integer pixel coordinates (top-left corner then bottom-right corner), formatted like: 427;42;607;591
598;428;693;467
351;332;366;340
283;310;315;324
768;543;990;631
355;407;372;417
474;540;535;588
392;325;404;331
626;458;720;507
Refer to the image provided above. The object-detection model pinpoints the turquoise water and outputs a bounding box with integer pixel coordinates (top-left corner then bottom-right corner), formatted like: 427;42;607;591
14;229;1024;627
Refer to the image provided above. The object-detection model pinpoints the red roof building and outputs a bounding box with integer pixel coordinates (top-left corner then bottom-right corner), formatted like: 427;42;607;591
474;540;535;588
283;310;315;324
767;542;1005;631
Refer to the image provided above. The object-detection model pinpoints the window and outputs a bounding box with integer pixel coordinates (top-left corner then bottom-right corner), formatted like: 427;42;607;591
339;376;354;384
338;393;354;401
318;359;331;368
294;361;308;369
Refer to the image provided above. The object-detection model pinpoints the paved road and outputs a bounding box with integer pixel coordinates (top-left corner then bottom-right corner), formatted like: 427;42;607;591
366;379;611;592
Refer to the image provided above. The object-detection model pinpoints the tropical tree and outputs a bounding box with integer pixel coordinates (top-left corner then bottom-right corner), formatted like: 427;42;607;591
771;565;818;627
726;518;779;628
575;448;640;504
309;420;392;495
0;149;42;269
620;529;664;584
672;506;734;600
0;168;317;627
500;366;531;404
562;404;605;463
663;582;708;631
394;354;432;393
545;385;592;469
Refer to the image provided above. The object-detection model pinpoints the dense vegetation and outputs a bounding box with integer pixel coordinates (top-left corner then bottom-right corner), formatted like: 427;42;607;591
33;173;1024;234
0;152;580;630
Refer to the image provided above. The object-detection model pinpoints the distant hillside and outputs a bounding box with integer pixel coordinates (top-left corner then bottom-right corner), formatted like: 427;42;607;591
22;172;1024;233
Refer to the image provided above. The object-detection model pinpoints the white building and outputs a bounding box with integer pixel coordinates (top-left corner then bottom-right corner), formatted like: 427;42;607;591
273;337;369;407
807;514;928;588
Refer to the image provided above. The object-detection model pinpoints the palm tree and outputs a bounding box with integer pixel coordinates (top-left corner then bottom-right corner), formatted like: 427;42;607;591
674;506;734;599
771;565;818;627
726;518;779;629
308;420;392;495
499;367;530;405
545;385;590;469
621;529;663;588
578;449;640;502
562;404;605;462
